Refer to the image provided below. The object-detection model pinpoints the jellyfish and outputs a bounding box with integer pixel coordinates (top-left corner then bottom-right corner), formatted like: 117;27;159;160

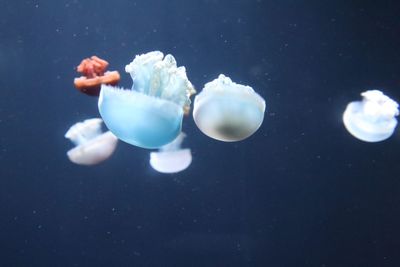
98;51;195;149
193;74;266;142
74;56;120;96
149;132;192;173
65;118;118;165
342;90;399;142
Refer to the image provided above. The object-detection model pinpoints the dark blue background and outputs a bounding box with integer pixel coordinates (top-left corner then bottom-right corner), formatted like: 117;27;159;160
1;0;400;266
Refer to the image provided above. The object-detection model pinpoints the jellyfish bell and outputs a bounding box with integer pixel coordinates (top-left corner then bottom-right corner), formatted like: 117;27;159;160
193;74;266;142
149;132;192;173
74;56;120;96
342;90;399;142
65;118;118;165
98;51;195;149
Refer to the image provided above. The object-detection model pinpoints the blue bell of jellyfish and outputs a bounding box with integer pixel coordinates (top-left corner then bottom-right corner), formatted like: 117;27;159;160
98;51;195;149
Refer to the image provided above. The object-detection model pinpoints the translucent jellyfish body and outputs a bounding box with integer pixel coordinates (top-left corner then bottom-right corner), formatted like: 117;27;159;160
65;118;118;165
343;90;399;142
193;74;266;142
150;132;192;173
98;51;195;149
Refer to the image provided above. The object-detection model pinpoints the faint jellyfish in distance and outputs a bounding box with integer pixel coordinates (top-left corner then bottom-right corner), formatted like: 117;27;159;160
193;74;266;142
65;118;118;165
343;90;399;142
150;132;192;173
74;56;120;96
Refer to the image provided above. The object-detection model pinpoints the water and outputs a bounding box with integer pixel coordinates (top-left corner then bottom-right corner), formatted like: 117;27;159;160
1;1;400;266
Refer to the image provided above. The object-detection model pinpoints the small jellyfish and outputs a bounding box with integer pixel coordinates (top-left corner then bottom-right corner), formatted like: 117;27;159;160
343;90;399;142
149;132;192;173
193;74;266;142
65;118;118;165
74;56;120;96
98;51;195;149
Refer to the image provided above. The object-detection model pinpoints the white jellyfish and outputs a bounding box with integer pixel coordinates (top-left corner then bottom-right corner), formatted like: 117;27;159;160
342;90;399;142
65;118;118;165
149;132;192;173
193;74;266;142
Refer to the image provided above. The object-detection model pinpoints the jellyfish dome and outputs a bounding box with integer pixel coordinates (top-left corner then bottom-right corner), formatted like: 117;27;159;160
150;132;192;173
193;74;266;142
74;56;120;96
342;90;399;142
65;118;118;165
98;51;195;149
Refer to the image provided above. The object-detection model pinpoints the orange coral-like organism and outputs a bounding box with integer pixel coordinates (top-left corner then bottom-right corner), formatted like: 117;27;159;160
74;56;120;96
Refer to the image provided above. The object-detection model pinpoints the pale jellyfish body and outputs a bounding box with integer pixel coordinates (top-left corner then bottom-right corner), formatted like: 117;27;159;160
98;51;195;149
193;74;265;142
150;132;192;173
65;118;118;165
343;90;399;142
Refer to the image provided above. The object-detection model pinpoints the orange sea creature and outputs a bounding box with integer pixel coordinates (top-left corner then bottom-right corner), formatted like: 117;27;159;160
74;56;120;96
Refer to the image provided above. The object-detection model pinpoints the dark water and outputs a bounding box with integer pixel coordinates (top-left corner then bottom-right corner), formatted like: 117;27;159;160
1;1;400;266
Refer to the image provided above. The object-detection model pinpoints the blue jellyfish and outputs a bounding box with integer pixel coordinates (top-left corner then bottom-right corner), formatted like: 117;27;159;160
193;74;266;142
343;90;399;142
98;51;195;149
